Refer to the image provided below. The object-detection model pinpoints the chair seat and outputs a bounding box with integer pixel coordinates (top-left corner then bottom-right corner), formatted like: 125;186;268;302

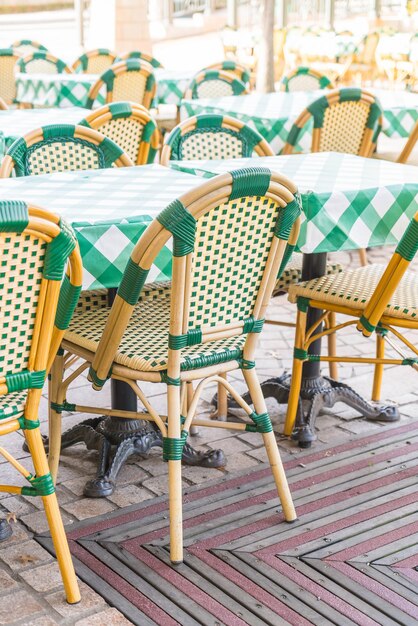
273;253;343;295
0;390;27;420
288;263;418;322
66;282;246;374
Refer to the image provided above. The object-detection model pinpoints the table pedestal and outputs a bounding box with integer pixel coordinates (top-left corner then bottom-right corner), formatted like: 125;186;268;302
59;379;225;497
236;253;400;448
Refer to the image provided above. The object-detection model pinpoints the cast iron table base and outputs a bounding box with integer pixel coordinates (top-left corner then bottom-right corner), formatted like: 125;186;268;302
57;413;226;497
236;372;399;448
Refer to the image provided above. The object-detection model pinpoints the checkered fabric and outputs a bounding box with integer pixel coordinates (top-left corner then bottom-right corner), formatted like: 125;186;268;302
0;390;28;420
15;70;195;108
66;281;247;372
180;88;418;154
169;152;418;254
0;108;90;154
0;165;204;290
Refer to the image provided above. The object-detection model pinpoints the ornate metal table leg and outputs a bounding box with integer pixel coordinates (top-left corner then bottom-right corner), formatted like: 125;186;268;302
225;253;399;448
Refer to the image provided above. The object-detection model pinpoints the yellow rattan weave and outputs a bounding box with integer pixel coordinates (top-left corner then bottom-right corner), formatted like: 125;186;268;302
66;282;246;372
181;131;244;160
273;254;343;295
94;117;144;163
0;390;28;419
0;231;45;373
195;79;237;98
26;141;101;175
318;100;371;153
188;195;279;329
288;264;418;321
0;54;19;104
112;71;146;103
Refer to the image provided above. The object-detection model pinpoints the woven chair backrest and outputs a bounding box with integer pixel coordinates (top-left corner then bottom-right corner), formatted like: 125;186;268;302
161;114;273;163
0;49;19;103
87;60;156;109
80;102;159;165
11;40;48;56
72;49;117;74
89;168;301;387
284;88;382;157
358;32;379;64
205;61;251;86
17;51;71;75
2;124;132;177
185;70;248;99
118;51;163;68
282;67;332;92
0;200;81;396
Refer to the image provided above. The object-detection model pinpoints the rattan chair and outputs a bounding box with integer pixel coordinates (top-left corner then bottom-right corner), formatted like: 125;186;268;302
117;51;163;68
71;48;118;74
282;88;382;157
79;102;159;165
282;88;383;266
16;51;72;75
0;124;133;177
160;113;273;164
397;120;418;164
0;199;82;603
280;66;334;92
0;97;8;110
285;210;418;437
50;167;300;562
85;59;156;110
205;61;251;87
345;32;380;84
11;39;48;56
0;48;20;104
184;69;248;99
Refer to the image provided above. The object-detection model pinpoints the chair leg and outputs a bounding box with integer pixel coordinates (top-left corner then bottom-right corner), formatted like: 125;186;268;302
284;308;307;437
372;332;385;402
24;427;80;604
217;372;228;422
167;385;183;563
327;311;338;381
358;249;368;266
243;368;297;522
48;353;64;483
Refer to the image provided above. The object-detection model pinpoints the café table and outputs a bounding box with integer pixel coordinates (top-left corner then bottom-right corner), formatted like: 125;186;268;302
0;107;90;155
15;68;194;109
0;164;224;495
170;151;418;445
180;88;418;154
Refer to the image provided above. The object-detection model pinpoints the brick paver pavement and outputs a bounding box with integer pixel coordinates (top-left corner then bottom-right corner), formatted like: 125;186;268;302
0;246;417;624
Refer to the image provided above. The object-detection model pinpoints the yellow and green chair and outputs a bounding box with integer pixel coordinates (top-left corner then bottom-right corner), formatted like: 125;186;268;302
16;51;72;75
0;199;82;603
184;69;248;99
285;211;418;436
71;48;118;74
49;167;300;563
85;59;156;110
117;50;163;68
205;61;251;87
11;39;48;56
280;66;333;92
160;113;273;164
80;102;160;165
0;48;20;105
282;87;382;157
0;123;133;177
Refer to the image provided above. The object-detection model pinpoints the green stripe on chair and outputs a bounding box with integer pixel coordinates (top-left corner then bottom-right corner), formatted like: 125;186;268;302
157;198;196;257
230;167;271;200
6;370;46;393
118;259;149;305
44;219;77;281
0;200;29;233
396;216;418;261
55;276;82;330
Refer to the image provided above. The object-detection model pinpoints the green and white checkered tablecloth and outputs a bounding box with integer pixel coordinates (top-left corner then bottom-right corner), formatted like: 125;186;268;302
180;89;418;154
15;69;194;108
0;107;90;153
0;165;203;290
170;152;418;254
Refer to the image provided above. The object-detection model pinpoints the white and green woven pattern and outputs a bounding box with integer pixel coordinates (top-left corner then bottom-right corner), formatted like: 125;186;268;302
0;165;203;290
170;152;418;254
180;88;418;154
15;69;195;108
0;108;90;154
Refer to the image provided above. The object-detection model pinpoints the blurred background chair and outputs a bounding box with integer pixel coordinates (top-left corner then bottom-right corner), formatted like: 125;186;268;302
16;51;72;75
71;48;118;74
184;69;248;99
280;66;333;91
